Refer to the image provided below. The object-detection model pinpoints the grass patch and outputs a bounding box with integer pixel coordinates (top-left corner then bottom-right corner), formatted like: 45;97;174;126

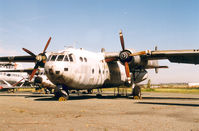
142;88;155;92
142;88;199;94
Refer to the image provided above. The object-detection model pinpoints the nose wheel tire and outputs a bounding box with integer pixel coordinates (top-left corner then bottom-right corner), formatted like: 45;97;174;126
132;86;142;99
58;96;68;101
54;89;69;101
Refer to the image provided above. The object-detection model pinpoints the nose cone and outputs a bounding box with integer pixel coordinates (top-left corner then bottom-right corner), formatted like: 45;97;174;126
47;65;59;76
45;62;65;84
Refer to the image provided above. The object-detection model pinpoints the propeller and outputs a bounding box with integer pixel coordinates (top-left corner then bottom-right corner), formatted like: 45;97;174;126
119;30;131;84
23;37;51;81
105;30;153;84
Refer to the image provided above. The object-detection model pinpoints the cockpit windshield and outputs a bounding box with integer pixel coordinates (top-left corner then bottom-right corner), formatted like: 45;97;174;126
47;55;52;61
48;54;74;62
57;55;64;61
64;55;69;61
50;55;57;61
69;54;73;62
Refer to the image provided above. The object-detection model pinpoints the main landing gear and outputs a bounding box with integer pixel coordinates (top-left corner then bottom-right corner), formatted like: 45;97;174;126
54;85;69;101
131;84;142;99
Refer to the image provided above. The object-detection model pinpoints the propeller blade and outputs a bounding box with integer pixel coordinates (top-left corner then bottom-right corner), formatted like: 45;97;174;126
29;68;38;81
105;57;117;62
12;78;25;87
124;62;131;84
22;48;36;57
119;30;125;51
130;51;147;56
43;37;51;54
30;63;39;81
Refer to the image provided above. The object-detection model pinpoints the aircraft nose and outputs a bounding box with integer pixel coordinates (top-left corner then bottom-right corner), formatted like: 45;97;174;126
48;65;61;76
48;68;54;75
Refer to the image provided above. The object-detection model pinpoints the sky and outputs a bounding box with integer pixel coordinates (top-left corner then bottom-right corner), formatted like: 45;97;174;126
0;0;199;84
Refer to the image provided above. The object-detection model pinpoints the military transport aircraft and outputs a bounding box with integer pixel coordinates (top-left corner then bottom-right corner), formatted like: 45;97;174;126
0;31;199;100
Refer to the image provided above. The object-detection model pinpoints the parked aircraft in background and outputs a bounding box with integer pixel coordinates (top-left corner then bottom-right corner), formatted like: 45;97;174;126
0;67;55;93
0;62;28;84
1;31;199;101
0;62;28;92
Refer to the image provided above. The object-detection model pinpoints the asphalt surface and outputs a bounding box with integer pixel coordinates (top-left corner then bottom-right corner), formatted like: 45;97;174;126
0;91;199;131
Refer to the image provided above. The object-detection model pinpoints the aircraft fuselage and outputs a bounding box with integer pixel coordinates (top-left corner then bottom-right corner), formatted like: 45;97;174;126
45;48;145;90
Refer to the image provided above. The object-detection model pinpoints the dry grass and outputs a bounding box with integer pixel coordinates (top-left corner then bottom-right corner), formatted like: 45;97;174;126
142;88;199;94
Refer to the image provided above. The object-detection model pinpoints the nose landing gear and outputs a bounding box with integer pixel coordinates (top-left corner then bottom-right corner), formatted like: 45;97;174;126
54;85;69;101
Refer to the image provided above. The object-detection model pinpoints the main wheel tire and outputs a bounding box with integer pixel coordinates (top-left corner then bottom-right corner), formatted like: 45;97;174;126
87;89;93;94
96;94;102;98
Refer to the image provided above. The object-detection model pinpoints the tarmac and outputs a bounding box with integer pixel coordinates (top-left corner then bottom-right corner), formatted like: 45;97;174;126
0;91;199;131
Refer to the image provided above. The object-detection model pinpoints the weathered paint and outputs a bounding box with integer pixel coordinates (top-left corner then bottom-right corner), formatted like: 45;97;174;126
45;48;147;90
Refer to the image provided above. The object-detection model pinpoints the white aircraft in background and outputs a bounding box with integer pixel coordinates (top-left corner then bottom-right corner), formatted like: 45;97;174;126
1;31;199;101
0;62;30;92
0;66;55;93
0;63;28;84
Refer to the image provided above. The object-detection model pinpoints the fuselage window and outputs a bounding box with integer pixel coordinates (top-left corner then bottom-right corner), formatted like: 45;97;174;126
79;57;83;62
7;74;11;76
84;57;87;62
57;55;64;61
47;55;52;61
50;55;57;61
69;54;73;62
64;55;69;61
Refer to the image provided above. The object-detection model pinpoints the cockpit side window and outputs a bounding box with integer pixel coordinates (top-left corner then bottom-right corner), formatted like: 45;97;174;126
84;57;87;62
64;55;69;61
79;57;83;62
50;55;57;61
57;55;64;61
47;55;52;61
69;54;73;62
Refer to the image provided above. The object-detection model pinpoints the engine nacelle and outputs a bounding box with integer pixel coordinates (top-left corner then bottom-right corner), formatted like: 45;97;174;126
119;49;147;67
133;70;148;83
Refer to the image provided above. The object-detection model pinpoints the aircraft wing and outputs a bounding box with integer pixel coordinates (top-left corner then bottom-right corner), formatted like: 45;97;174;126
0;69;33;75
0;56;35;62
0;83;33;89
146;49;199;64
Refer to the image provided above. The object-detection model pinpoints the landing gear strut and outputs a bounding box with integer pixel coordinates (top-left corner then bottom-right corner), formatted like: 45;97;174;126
54;85;69;101
96;88;102;97
132;85;142;99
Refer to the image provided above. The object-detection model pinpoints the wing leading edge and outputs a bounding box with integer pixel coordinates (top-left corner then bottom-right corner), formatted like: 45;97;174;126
0;56;35;62
147;49;199;64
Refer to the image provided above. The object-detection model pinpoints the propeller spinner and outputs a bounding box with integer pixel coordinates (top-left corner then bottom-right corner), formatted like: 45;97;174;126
23;37;51;80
